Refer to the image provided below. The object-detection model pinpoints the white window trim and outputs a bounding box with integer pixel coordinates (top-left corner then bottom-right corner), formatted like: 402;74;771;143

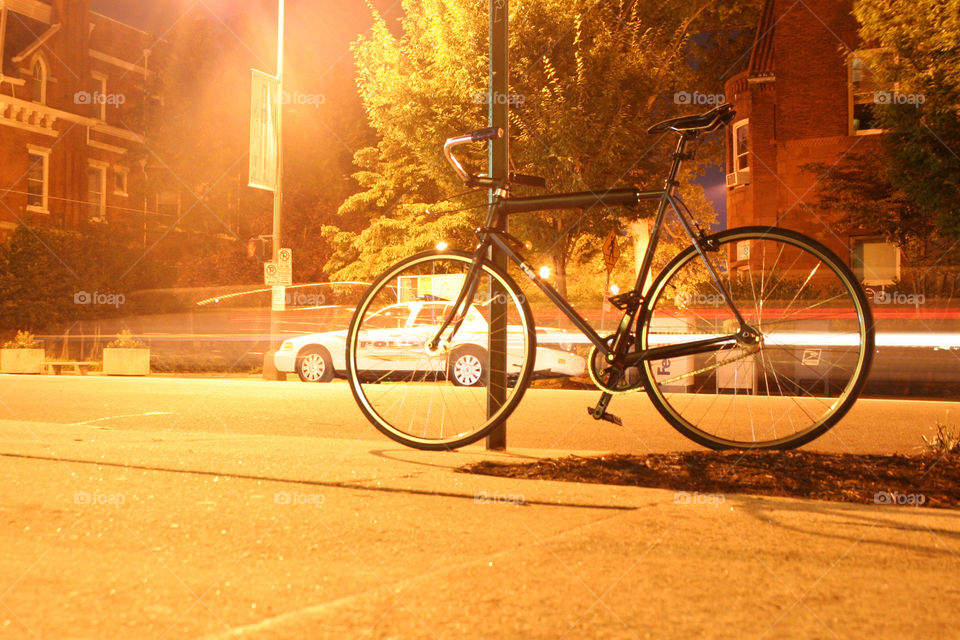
91;71;108;121
852;236;900;286
732;119;750;175
88;160;109;221
848;50;885;137
113;165;129;196
31;53;48;104
25;144;50;214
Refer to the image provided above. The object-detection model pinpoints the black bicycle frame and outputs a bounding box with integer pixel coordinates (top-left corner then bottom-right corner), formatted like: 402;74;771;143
433;131;746;366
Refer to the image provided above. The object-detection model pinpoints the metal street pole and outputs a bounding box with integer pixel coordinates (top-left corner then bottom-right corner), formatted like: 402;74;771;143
486;0;508;449
272;0;283;260
263;0;285;380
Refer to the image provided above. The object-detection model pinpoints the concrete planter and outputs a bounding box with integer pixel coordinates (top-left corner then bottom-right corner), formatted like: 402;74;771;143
102;348;150;376
0;348;44;374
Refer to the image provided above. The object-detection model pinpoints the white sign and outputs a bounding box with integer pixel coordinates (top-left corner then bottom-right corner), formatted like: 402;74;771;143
264;251;292;287
277;247;292;285
249;69;278;191
264;261;280;285
272;285;286;311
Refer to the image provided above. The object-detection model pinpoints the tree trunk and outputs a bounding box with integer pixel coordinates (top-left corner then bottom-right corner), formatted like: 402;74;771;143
553;251;568;300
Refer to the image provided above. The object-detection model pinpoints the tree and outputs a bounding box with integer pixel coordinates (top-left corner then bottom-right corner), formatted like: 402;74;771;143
326;0;762;297
852;0;960;238
806;151;957;266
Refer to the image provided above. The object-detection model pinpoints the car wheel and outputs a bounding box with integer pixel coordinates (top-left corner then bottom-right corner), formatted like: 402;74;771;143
297;346;334;382
448;346;486;387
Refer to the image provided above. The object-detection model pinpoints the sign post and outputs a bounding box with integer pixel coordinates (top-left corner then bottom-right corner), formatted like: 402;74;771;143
486;0;509;450
249;0;286;380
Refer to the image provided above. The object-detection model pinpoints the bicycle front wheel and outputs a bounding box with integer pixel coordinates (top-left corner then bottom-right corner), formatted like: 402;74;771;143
639;227;874;450
346;251;536;450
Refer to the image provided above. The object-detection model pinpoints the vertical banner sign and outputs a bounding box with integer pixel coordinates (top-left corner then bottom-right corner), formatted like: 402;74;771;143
249;69;278;191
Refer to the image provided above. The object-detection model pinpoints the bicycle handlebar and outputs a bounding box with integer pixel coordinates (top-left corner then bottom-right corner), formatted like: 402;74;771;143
442;128;501;185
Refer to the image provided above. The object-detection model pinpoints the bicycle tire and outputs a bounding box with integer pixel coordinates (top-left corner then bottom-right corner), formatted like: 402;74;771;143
346;251;536;450
637;226;874;450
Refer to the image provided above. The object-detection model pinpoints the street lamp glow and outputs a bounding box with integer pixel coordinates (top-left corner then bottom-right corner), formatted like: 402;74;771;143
436;241;448;251
609;284;620;295
539;265;551;279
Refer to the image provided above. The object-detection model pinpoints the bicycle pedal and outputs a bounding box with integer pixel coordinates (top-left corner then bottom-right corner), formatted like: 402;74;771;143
586;407;623;426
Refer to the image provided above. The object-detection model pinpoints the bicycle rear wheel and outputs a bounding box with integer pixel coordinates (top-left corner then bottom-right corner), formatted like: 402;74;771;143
346;251;536;450
639;227;874;449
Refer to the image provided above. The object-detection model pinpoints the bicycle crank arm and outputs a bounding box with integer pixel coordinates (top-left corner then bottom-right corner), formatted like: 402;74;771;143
588;393;623;426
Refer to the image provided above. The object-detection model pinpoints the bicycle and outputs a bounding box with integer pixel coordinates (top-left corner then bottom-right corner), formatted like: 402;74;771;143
345;103;875;451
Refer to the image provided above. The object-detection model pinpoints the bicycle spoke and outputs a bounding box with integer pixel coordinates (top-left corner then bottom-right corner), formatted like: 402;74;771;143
347;253;536;449
641;229;872;450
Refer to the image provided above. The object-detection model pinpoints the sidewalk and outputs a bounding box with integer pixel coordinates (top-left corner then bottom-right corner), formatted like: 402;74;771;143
1;418;958;638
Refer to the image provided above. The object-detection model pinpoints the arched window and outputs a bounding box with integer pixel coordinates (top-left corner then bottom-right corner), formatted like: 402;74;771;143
31;56;47;104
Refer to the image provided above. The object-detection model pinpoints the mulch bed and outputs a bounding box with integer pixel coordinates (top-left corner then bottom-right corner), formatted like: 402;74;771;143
460;451;960;509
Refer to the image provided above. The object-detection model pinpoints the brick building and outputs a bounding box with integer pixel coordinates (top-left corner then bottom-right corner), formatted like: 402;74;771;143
723;0;898;285
0;0;154;239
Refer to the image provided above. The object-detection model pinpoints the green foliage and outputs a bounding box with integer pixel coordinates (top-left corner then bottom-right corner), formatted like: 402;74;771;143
2;330;39;349
0;224;172;331
105;329;147;349
804;151;959;267
852;0;960;239
329;0;761;293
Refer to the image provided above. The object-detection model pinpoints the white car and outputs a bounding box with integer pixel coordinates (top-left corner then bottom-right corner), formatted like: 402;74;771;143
275;300;585;385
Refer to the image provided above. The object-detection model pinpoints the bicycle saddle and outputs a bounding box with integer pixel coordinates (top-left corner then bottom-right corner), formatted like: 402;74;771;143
647;103;735;134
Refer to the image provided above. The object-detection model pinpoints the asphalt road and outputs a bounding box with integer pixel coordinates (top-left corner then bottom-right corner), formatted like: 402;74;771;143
2;373;959;639
0;374;955;454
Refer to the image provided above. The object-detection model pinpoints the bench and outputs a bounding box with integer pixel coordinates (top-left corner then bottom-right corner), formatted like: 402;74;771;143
43;361;97;375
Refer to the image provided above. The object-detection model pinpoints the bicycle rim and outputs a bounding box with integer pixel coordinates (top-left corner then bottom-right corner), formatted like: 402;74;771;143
639;227;874;449
346;251;536;450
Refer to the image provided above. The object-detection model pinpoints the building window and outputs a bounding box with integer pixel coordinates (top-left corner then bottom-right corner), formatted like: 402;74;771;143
31;56;47;104
91;72;108;120
852;237;899;286
88;163;107;221
26;147;50;212
726;120;750;187
157;190;179;218
733;120;749;172
849;50;884;135
113;167;128;196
